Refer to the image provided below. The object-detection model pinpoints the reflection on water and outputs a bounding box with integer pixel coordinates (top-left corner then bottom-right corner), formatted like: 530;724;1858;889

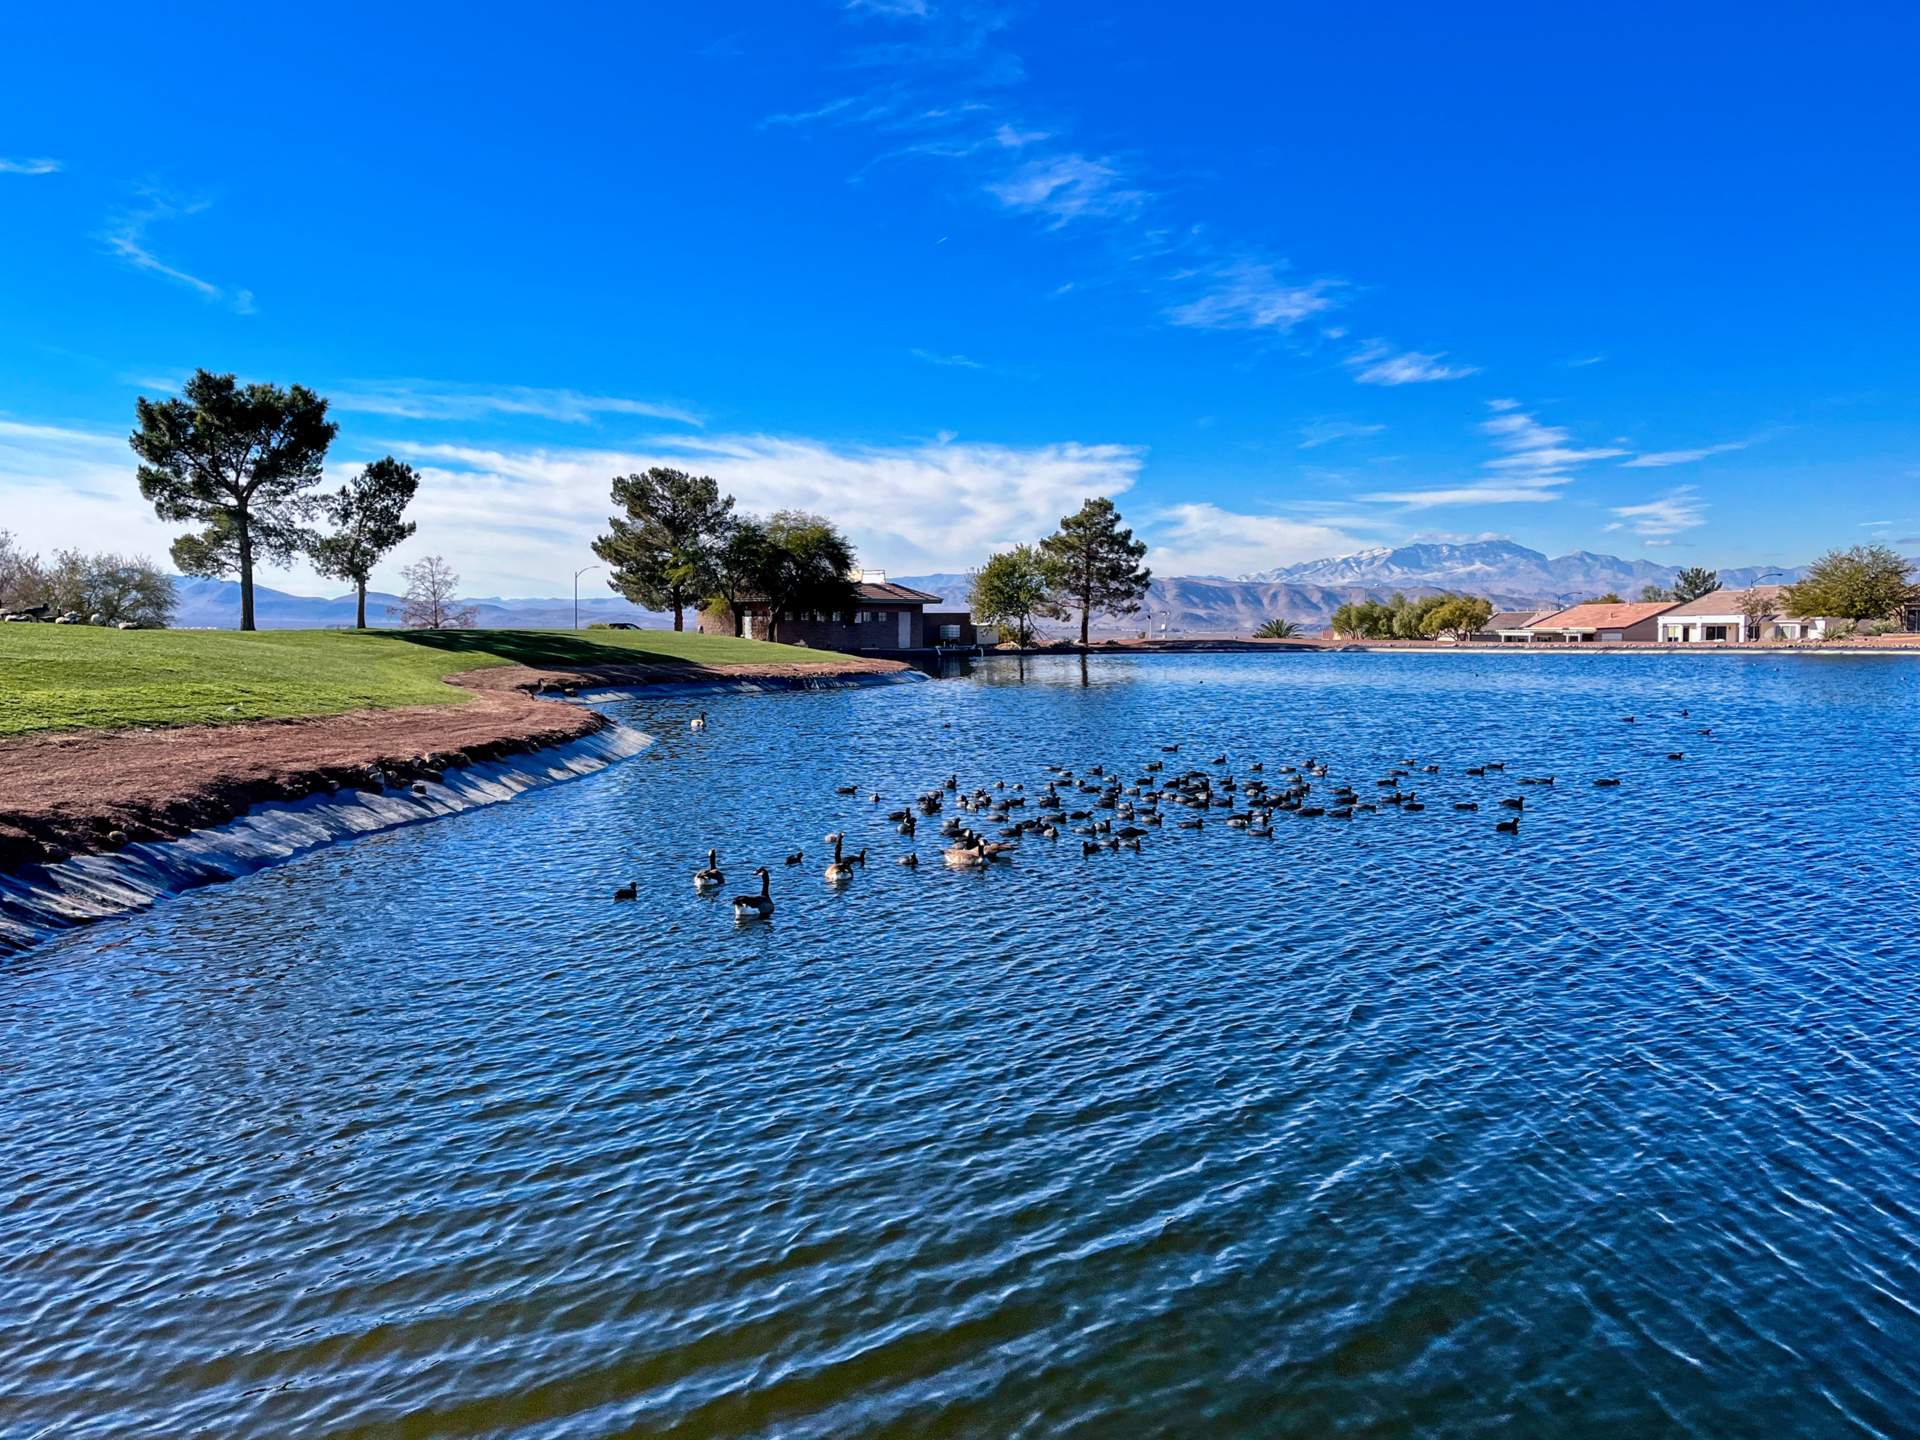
5;653;1920;1438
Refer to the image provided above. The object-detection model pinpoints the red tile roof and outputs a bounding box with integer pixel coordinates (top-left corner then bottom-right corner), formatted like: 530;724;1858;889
1527;600;1678;629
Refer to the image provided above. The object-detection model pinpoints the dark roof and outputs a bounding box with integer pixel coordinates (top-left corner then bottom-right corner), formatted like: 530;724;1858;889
855;581;943;604
1485;609;1547;630
732;581;943;609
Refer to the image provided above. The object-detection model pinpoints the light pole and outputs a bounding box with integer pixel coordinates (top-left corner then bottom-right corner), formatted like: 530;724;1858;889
574;564;600;630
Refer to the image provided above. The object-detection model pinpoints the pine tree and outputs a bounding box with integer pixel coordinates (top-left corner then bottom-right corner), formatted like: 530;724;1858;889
1038;497;1151;646
131;370;337;630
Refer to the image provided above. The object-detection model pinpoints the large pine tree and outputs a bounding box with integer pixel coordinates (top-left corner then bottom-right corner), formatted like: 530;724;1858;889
592;468;735;630
131;370;337;630
1039;497;1152;646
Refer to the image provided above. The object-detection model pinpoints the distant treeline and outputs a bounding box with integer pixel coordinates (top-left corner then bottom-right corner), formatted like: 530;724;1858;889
1330;592;1493;641
0;532;176;628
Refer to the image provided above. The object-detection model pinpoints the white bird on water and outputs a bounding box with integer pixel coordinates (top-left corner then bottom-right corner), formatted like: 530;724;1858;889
690;710;707;731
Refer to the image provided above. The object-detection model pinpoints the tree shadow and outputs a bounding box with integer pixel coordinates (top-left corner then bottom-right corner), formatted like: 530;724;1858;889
368;628;712;670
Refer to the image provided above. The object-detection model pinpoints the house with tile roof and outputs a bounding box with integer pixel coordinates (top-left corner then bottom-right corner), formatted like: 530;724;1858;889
1480;609;1552;641
1653;584;1837;642
1523;599;1678;642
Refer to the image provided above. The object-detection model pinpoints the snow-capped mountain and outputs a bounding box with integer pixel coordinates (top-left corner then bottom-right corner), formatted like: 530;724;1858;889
1246;540;1683;600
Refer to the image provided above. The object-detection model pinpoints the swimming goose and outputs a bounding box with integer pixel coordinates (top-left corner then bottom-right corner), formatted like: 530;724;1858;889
693;848;725;891
1495;816;1521;834
825;835;856;885
898;852;920;868
784;850;804;866
690;711;708;731
612;880;637;901
731;868;775;920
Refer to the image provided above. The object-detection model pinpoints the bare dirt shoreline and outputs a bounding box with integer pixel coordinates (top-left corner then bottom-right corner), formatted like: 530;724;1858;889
0;657;907;874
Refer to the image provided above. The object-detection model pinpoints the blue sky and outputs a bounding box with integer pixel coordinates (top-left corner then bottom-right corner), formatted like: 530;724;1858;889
4;1;1917;596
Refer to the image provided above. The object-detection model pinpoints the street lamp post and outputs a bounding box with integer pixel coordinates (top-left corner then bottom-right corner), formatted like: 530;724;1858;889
574;564;600;630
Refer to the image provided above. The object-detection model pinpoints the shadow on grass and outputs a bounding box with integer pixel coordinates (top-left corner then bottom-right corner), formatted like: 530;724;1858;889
369;629;717;670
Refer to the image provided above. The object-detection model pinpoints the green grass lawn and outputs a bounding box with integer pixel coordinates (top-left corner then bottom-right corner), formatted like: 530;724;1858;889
0;626;852;737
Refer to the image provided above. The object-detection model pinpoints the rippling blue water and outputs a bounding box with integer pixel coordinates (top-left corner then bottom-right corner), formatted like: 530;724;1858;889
5;653;1920;1438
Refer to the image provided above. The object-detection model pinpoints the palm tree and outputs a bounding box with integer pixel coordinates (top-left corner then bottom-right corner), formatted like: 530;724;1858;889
1254;617;1300;639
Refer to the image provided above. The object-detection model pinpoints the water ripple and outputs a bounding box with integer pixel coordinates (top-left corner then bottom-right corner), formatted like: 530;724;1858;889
4;652;1919;1437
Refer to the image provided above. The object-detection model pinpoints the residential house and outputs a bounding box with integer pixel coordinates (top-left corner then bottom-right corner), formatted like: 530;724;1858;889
1654;585;1837;642
1481;609;1550;642
1523;600;1677;642
699;574;949;651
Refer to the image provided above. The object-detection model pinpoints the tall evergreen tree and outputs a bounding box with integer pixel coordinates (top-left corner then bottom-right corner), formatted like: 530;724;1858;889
592;468;735;630
311;456;420;629
131;369;337;630
1039;497;1152;646
1671;567;1720;602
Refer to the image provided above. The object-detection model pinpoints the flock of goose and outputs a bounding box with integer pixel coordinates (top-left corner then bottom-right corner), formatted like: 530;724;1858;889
611;707;1712;921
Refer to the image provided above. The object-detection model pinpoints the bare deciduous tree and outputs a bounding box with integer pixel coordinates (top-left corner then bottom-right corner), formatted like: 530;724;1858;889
389;555;476;629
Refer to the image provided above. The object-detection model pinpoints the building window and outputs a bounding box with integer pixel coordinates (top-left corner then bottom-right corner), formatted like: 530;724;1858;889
1705;624;1728;641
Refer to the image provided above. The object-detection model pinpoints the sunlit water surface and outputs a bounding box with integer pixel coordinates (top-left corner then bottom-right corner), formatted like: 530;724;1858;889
5;653;1919;1438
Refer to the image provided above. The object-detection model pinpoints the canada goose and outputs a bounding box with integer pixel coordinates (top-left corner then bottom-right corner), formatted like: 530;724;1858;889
690;711;708;731
898;852;920;868
784;850;804;865
731;868;775;920
1495;816;1521;834
825;835;855;885
612;880;637;901
693;848;725;890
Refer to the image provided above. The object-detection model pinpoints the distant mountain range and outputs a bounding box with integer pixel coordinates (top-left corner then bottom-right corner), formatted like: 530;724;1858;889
169;577;664;630
893;540;1850;636
170;536;1889;637
1243;539;1803;598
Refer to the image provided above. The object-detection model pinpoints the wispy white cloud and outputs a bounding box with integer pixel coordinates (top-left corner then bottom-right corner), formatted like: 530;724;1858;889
1361;399;1623;508
0;157;61;176
0;418;192;567
987;153;1147;227
909;347;985;370
1166;260;1341;332
846;0;929;15
383;430;1144;591
1146;502;1370;580
1622;440;1748;468
1609;487;1707;540
329;381;702;427
12;405;1146;595
1347;341;1478;386
1568;353;1606;367
1298;419;1385;450
101;190;254;313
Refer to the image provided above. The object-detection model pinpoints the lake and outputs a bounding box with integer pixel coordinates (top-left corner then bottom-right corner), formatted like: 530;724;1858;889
5;652;1919;1437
